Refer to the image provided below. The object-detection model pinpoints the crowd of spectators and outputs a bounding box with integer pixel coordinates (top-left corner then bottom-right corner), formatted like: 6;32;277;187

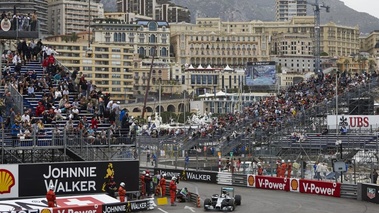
0;37;376;148
1;39;138;145
0;10;38;31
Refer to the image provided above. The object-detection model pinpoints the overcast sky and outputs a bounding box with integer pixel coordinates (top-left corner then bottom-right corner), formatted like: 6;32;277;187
340;0;379;19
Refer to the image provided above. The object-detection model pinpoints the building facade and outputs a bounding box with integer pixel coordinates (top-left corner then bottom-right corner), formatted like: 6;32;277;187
0;0;48;34
155;2;190;23
43;39;134;101
47;0;104;35
170;18;271;68
360;31;379;57
276;0;307;21
170;16;360;71
116;0;190;23
91;19;171;61
116;0;156;17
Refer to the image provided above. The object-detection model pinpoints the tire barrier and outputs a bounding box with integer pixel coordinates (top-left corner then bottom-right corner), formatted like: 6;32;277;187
196;195;201;208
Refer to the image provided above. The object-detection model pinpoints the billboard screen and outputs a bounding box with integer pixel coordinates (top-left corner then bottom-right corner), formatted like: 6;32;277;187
246;61;276;86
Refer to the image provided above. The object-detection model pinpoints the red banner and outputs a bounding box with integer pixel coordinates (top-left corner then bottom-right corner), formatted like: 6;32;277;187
298;179;341;197
255;176;290;191
53;197;104;213
245;174;341;197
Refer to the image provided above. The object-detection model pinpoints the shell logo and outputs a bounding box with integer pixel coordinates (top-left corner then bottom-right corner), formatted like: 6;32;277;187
41;209;52;213
247;175;255;186
0;169;15;194
291;179;298;191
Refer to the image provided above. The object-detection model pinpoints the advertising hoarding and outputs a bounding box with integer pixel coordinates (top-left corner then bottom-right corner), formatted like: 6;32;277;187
246;175;340;197
327;115;379;130
361;183;379;204
0;164;19;199
245;61;276;86
18;161;139;197
154;168;217;184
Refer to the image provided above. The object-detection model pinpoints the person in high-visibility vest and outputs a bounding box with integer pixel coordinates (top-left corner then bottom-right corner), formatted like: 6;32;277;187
46;184;56;207
159;174;167;197
118;182;126;202
169;176;177;206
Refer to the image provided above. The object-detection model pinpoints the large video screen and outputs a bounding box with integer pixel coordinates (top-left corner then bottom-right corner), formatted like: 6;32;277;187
246;61;276;86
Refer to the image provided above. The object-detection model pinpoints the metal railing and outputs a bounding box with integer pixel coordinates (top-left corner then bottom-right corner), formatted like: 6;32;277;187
8;83;23;114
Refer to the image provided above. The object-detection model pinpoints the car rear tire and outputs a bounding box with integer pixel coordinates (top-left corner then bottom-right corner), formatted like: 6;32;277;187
235;195;241;205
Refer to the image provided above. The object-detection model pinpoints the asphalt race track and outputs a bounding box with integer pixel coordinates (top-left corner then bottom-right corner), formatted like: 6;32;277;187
150;181;378;213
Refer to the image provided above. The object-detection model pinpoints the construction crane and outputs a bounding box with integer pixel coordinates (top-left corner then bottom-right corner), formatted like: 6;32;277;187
308;0;330;73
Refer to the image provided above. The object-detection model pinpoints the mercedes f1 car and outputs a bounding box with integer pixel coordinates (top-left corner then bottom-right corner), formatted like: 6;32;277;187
203;187;241;211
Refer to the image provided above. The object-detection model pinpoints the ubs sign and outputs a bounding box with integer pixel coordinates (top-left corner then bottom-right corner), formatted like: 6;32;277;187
327;115;379;129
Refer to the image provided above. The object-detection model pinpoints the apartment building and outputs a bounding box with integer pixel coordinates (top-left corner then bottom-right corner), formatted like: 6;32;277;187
44;37;134;101
155;2;190;23
116;0;156;17
0;0;48;34
104;12;152;24
47;0;104;35
276;0;307;21
116;0;190;23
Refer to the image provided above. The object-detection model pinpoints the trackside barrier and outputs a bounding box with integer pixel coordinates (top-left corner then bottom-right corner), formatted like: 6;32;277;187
340;184;358;199
102;198;155;212
218;172;343;198
358;183;379;204
217;172;233;185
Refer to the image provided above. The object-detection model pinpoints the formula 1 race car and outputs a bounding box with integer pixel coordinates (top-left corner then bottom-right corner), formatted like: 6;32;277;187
203;187;241;211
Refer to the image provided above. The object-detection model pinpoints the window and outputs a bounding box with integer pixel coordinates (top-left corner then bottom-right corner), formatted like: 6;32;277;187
149;34;156;43
161;47;167;57
148;22;157;31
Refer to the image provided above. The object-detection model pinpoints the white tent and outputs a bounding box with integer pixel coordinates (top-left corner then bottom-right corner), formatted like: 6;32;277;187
216;91;228;96
188;64;195;69
198;93;214;98
197;64;204;69
206;64;213;69
224;64;233;71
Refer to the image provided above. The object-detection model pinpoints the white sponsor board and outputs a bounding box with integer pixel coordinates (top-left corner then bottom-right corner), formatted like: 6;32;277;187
0;194;118;211
0;164;19;199
327;115;379;130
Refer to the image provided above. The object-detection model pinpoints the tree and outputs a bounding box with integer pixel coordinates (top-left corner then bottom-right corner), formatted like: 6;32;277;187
276;64;282;73
70;32;79;42
320;52;329;56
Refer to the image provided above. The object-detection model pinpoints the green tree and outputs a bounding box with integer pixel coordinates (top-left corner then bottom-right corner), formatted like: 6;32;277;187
70;32;79;42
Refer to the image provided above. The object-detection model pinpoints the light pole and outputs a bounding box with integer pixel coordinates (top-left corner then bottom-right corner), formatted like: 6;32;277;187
335;71;339;134
308;0;330;73
335;140;343;183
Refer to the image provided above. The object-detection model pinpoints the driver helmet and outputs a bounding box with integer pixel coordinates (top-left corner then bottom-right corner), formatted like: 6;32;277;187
172;176;177;181
49;184;54;190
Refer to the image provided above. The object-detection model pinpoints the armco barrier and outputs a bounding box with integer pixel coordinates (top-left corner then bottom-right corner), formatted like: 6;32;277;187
102;198;155;212
340;184;358;199
217;172;232;185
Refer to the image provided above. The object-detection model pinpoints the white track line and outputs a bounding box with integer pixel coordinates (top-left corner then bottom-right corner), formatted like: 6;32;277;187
157;207;169;213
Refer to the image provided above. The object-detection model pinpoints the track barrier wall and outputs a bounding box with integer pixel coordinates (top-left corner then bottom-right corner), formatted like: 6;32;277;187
0;161;140;199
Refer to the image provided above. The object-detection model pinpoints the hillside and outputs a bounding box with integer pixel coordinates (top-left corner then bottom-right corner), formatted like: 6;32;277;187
101;0;379;33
